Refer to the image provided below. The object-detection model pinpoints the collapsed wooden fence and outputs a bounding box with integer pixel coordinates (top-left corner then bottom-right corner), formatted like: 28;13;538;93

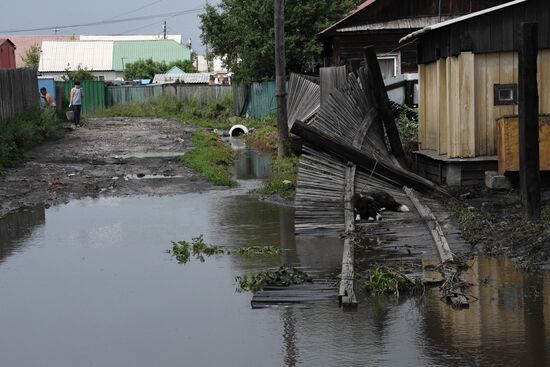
0;68;38;122
288;46;447;308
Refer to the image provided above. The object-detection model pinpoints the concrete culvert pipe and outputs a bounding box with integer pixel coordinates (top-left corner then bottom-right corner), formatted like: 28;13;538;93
229;124;249;137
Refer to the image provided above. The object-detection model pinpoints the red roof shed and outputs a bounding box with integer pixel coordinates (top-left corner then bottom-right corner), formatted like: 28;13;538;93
0;39;16;69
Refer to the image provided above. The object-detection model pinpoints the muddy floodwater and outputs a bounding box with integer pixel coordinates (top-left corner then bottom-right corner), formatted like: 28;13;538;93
1;142;549;366
1;192;549;367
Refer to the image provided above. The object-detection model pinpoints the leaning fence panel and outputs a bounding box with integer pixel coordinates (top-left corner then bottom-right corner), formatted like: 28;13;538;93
0;68;39;123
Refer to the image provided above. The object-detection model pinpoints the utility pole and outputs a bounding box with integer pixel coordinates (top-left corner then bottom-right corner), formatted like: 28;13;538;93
274;0;290;157
163;21;167;39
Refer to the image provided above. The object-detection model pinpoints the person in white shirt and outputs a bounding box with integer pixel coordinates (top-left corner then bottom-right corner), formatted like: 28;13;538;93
69;81;84;127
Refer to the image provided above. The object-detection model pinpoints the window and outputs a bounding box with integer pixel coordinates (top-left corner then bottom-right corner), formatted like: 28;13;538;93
494;84;518;105
96;76;105;81
377;55;400;79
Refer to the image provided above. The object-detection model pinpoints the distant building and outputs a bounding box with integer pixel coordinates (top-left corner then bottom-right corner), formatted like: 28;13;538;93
0;35;78;68
195;55;229;73
0;34;183;68
153;72;211;85
39;40;192;81
0;39;16;69
166;66;184;75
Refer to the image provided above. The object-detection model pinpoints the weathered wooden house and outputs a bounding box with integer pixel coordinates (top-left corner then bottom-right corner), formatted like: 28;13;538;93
319;0;509;78
402;0;550;185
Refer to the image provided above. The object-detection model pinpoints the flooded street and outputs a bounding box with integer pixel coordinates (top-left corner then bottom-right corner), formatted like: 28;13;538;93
0;140;548;367
1;190;549;366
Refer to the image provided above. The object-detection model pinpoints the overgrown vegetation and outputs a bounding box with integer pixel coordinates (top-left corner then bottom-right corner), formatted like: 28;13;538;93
21;43;40;69
451;200;550;271
171;235;224;264
233;246;280;256
236;266;313;292
363;265;421;297
256;155;299;199
244;116;278;152
62;65;96;81
395;105;419;160
0;108;62;174
182;130;235;187
123;58;198;80
96;94;238;129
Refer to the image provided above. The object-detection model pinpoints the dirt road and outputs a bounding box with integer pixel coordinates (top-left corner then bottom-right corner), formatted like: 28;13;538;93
0;117;216;217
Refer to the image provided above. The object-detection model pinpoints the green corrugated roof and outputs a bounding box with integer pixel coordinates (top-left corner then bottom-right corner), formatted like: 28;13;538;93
112;40;191;71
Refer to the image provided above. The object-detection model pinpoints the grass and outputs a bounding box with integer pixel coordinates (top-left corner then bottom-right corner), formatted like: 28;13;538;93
0;108;63;174
95;93;268;130
451;201;550;271
182;130;236;187
256;155;299;199
363;265;421;297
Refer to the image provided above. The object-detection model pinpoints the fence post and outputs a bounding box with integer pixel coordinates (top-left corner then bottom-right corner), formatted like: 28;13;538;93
519;22;541;219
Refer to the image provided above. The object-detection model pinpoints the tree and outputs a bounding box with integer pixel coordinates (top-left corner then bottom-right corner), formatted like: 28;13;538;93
168;60;198;73
200;0;358;82
123;58;168;80
22;43;41;69
62;65;96;81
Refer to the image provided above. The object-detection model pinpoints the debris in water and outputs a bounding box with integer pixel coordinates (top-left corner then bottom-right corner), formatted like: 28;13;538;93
236;266;313;292
363;265;421;297
233;246;280;256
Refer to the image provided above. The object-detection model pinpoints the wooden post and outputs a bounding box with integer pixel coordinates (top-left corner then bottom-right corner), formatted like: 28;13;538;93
340;162;358;309
519;22;541;219
363;46;407;168
275;0;290;157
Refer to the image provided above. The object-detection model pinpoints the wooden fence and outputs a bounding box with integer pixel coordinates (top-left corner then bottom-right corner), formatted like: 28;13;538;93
106;84;232;107
0;68;39;122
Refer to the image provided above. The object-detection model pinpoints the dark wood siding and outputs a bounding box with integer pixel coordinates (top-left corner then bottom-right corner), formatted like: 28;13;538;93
321;0;510;72
418;0;550;64
336;0;508;31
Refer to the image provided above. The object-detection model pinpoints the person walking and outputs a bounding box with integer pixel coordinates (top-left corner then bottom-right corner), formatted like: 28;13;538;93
69;81;84;127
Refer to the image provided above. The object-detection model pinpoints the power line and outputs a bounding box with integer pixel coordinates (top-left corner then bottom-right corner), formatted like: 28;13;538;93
0;7;203;33
71;0;165;33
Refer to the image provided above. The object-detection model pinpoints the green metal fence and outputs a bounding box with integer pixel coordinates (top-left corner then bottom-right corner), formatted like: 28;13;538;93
233;80;288;120
55;80;106;115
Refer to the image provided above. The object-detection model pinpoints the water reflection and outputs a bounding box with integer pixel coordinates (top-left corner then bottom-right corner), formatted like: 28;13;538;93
420;256;550;367
0;205;45;264
230;138;273;180
0;194;549;367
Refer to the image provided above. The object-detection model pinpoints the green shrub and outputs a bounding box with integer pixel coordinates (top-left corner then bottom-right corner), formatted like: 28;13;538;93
0;108;62;173
182;130;236;187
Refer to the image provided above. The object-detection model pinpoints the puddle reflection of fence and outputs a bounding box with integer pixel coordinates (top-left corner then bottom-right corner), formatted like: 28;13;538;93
231;146;273;180
0;206;45;264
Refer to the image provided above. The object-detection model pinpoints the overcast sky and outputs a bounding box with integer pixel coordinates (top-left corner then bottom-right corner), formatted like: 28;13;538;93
0;0;220;53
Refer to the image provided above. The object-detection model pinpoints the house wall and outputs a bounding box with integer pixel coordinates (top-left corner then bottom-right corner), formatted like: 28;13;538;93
418;0;550;64
419;49;550;158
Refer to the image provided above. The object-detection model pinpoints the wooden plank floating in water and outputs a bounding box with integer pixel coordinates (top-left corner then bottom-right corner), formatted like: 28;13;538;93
251;281;338;309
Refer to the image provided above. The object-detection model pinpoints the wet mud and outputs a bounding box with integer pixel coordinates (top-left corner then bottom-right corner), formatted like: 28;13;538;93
0;117;216;217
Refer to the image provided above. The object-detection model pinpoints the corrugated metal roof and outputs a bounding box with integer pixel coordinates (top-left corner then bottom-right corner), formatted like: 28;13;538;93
400;0;527;43
39;41;114;72
81;35;182;43
112;40;191;71
153;72;211;84
0;35;78;67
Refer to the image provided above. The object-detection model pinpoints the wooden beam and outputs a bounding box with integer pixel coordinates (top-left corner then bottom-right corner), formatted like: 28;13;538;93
519;22;541;219
363;46;407;168
290;120;444;194
340;163;357;309
403;187;454;263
